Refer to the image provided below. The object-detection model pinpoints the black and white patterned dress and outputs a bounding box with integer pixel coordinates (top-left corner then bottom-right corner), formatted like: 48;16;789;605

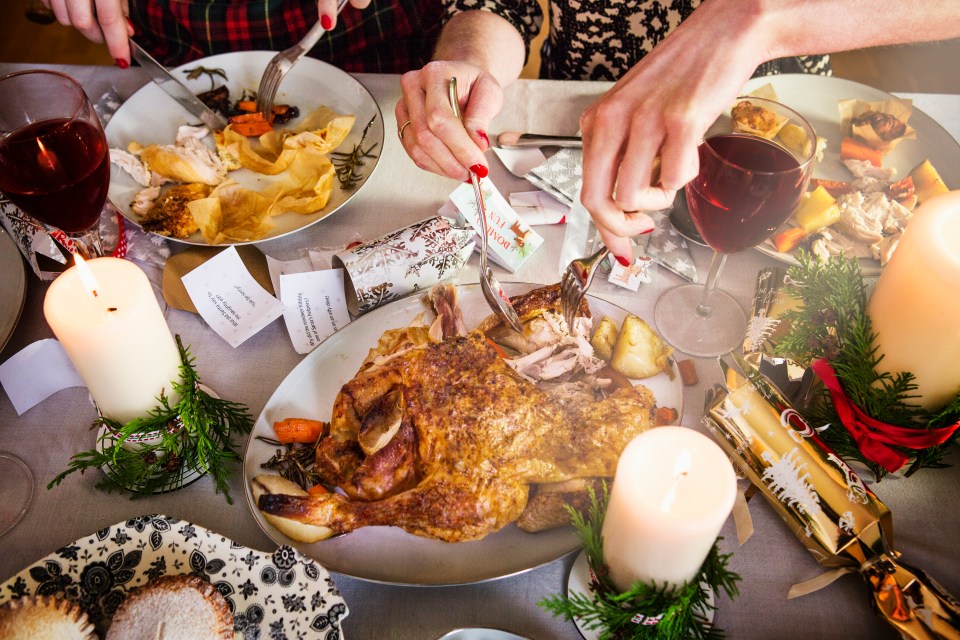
446;0;831;80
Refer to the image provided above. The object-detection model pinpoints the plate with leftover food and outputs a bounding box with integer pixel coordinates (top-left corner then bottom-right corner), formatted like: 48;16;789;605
0;227;26;353
243;282;684;585
740;74;960;273
0;514;348;638
105;51;383;246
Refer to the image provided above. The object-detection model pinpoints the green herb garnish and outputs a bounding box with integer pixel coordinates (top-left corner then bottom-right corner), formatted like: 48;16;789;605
182;65;228;91
331;115;379;190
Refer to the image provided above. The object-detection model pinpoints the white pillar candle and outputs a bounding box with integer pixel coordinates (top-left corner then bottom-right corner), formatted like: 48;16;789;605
602;426;737;592
43;256;182;424
867;191;960;411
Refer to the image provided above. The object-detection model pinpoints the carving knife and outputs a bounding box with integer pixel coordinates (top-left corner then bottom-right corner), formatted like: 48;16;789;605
128;40;228;131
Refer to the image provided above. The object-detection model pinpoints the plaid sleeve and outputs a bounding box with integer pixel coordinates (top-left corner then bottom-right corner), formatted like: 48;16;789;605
444;0;543;61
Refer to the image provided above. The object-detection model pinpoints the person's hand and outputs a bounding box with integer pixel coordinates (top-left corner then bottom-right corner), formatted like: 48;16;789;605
44;0;133;67
318;0;371;29
42;0;372;68
395;60;503;182
577;3;762;261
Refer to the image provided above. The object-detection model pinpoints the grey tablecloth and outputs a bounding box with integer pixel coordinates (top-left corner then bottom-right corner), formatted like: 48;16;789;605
0;62;958;640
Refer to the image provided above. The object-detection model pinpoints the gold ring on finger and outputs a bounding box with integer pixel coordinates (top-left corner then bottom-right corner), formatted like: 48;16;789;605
398;120;412;140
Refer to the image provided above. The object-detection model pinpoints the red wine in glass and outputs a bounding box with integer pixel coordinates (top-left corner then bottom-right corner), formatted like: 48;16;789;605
0;70;110;256
0;118;109;234
686;133;806;254
654;96;816;357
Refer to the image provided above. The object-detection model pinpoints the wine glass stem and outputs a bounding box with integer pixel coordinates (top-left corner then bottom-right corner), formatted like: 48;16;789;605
70;225;104;259
696;251;728;318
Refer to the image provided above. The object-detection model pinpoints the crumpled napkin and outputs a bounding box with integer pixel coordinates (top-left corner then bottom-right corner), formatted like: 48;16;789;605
527;149;697;282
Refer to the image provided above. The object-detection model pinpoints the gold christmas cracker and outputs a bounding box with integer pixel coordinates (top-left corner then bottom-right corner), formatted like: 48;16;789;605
704;351;960;638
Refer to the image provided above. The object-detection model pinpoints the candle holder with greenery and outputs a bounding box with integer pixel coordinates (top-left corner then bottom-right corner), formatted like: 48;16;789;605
767;252;960;479
539;486;740;640
48;336;253;502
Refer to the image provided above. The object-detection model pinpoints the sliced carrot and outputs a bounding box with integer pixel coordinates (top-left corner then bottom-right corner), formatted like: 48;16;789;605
236;100;258;113
654;406;680;426
773;227;807;253
228;112;274;137
840;136;885;167
809;178;855;197
485;337;510;359
273;418;327;444
597;364;633;391
884;176;915;201
307;484;329;496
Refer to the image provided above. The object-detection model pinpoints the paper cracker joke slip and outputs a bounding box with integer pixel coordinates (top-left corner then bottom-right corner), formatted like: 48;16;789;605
181;246;284;348
448;178;544;272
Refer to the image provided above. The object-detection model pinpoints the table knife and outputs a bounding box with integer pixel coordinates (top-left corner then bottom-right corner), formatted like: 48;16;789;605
128;40;227;131
496;131;582;148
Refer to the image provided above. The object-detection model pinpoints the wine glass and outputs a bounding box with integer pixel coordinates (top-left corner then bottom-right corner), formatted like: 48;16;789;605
0;70;110;257
0;452;33;536
654;96;816;357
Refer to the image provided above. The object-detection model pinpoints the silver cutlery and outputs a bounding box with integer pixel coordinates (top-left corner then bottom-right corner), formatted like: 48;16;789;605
255;0;348;115
560;245;610;331
129;40;227;131
496;130;582;148
448;77;523;333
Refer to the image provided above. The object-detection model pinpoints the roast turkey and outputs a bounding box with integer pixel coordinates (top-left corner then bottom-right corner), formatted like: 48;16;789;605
256;284;661;542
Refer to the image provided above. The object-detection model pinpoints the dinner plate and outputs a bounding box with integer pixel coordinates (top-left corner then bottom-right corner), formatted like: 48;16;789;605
0;227;26;353
105;51;384;246
740;74;960;273
243;282;685;586
0;514;348;637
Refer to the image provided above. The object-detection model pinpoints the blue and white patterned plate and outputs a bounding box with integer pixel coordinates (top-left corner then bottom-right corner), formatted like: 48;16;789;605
0;514;348;639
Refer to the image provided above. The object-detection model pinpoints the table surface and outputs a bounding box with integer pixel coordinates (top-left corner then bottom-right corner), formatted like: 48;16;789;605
1;62;958;640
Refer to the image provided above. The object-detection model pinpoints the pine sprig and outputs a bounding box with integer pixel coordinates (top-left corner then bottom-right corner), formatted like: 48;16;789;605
330;115;379;190
539;486;739;639
772;252;960;478
48;337;253;502
182;65;228;91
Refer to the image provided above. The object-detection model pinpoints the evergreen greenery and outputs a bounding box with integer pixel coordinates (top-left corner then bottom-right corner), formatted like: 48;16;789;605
48;337;252;502
772;252;960;478
539;486;740;639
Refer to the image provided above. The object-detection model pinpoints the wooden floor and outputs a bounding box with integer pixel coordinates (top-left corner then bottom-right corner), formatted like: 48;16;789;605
2;0;959;94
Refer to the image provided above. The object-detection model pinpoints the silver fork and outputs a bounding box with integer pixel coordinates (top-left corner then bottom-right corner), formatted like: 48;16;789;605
560;246;609;332
255;0;348;115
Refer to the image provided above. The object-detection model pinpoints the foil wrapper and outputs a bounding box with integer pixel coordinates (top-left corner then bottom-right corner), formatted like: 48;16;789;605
705;350;960;638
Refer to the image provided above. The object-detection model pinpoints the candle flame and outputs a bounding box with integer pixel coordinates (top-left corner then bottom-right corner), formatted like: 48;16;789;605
74;254;99;298
36;138;60;173
659;449;692;512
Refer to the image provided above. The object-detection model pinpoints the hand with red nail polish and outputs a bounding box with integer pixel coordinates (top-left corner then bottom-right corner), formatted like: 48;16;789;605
476;130;491;150
51;0;133;70
469;164;489;179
